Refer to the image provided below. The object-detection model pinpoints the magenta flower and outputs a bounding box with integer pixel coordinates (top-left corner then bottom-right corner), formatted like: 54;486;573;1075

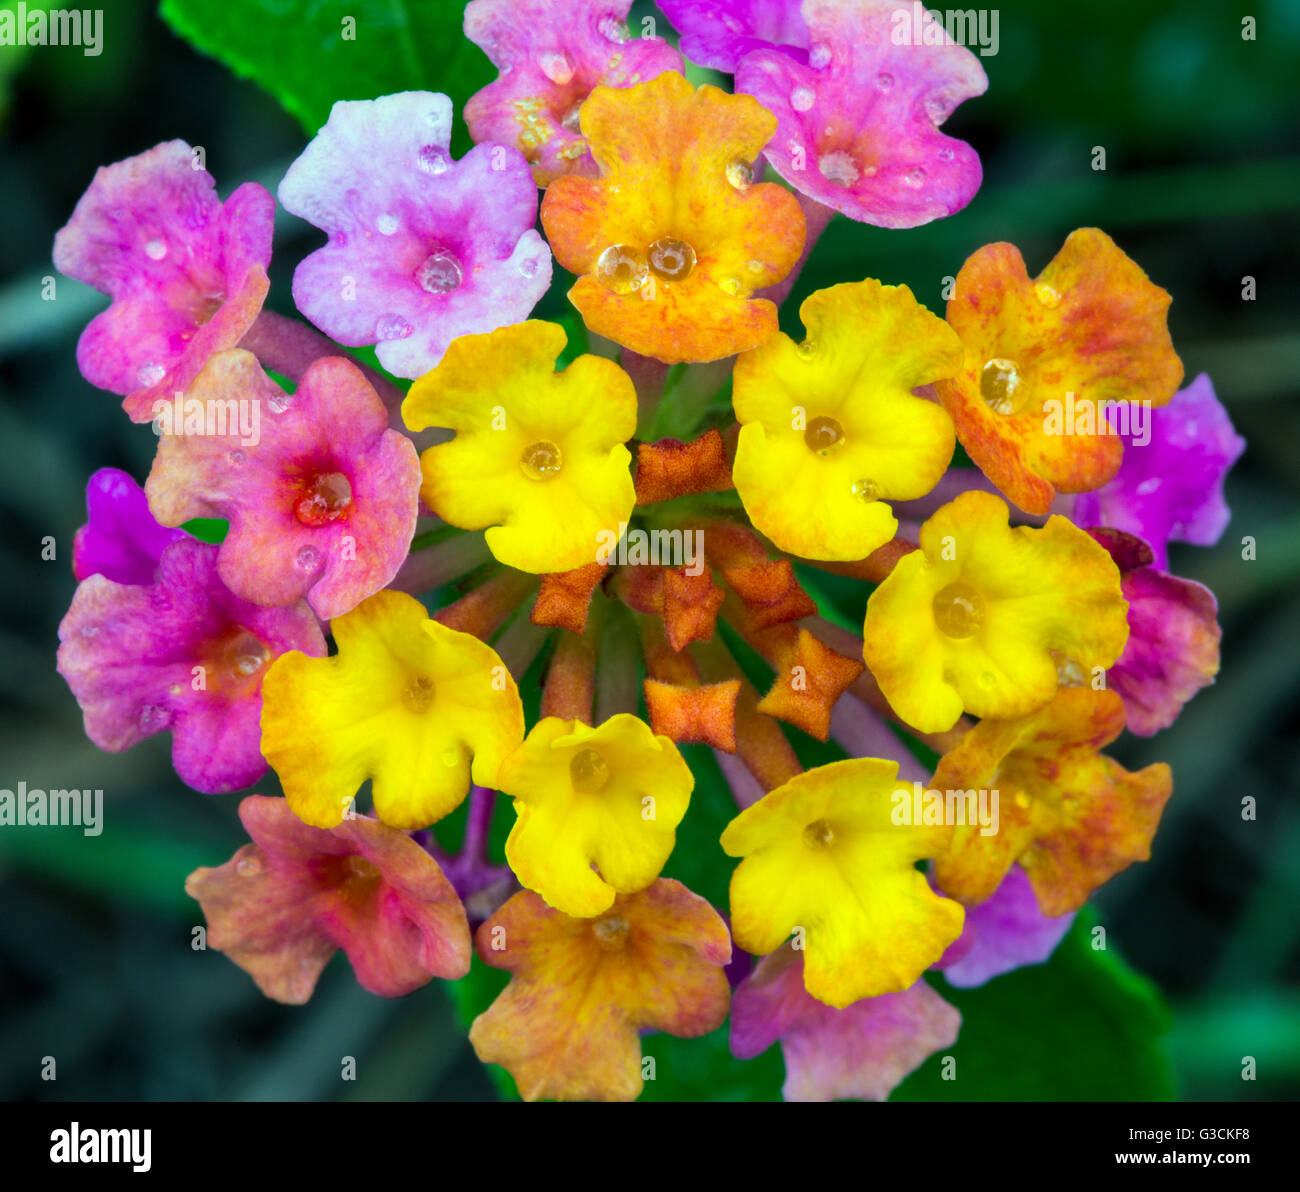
52;140;274;424
734;0;986;227
1089;530;1221;738
464;0;684;186
1072;374;1245;570
933;866;1075;988
277;91;552;379
144;350;420;622
731;945;960;1101
186;796;472;1004
57;538;325;794
73;468;186;586
659;0;809;72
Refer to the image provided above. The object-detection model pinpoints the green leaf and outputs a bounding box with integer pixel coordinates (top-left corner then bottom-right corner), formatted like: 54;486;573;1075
181;516;228;543
159;0;495;150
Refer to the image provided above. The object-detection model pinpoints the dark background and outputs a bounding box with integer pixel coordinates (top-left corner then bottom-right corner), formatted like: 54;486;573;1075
1;0;1297;1100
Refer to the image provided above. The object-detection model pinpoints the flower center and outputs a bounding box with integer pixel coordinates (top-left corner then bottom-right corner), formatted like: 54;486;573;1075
221;630;271;680
570;748;610;794
932;581;986;638
802;818;836;848
595;244;649;294
592;915;629;948
647;236;696;282
561;101;584;132
415;249;463;294
804;415;845;455
980;358;1022;415
520;440;563;480
402;673;436;714
342;854;381;885
295;471;352;526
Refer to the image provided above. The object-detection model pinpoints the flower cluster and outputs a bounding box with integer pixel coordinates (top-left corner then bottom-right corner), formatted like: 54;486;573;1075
52;0;1240;1102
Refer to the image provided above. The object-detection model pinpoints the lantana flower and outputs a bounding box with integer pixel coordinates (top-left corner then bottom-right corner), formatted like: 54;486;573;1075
260;590;524;830
540;70;806;363
1089;530;1221;737
469;880;731;1101
1072;374;1245;568
52;140;274;423
734;0;987;227
145;349;420;621
659;0;810;71
186;795;471;1003
932;687;1173;915
731;944;960;1101
402;320;637;573
936;229;1184;514
463;0;684;186
277;91;552;380
73;468;185;586
721;758;964;1008
864;490;1130;733
497;714;693;917
731;278;961;560
58;537;325;793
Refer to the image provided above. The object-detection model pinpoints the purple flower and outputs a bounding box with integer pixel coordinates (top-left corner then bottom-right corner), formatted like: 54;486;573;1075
659;0;809;72
57;538;326;793
933;866;1075;988
52;140;274;424
144;350;421;622
464;0;684;186
277;92;552;380
1073;374;1245;570
731;944;959;1101
73;468;186;586
735;0;986;227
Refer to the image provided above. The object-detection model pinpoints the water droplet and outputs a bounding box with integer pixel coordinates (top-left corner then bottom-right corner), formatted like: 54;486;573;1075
598;14;627;42
1055;654;1085;686
144;237;167;261
539;51;574;85
519;256;540;278
851;478;880;502
441;747;461;768
647;236;696;282
874;72;894;92
375;313;413;341
980;358;1022;415
796;340;815;359
595;244;649;294
402;673;436;714
136;362;166;388
376;212;400;236
237;856;262;877
726;159;752;188
138;703;167;731
809;41;832;69
295;545;322;571
791;85;816;111
231;647;267;679
520;439;563;481
903;166;927;188
924;95;951;123
937;146;955;162
295;471;352;526
1136;477;1162;497
747;259;765;274
570;748;611;793
932;581;985;638
228;450;245;465
818;150;860;188
1034;282;1060;308
268;391;292;414
417;144;451;175
81;624;99;638
804;415;845;455
593;915;630;947
415;249;463;294
802;818;836;848
719;277;742;296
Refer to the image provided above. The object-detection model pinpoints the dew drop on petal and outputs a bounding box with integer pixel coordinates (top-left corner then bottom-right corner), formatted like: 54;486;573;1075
598;15;627;42
593;915;630;947
809;41;832;69
570;748;611;793
415;249;463;293
903;166;927;188
539;51;575;84
796;339;815;359
1055;653;1086;686
144;238;167;261
802;818;836;848
518;255;540;278
441;747;461;768
932;581;986;638
376;212;400;236
1034;282;1061;308
818;150;860;188
851;478;880;501
520;439;563;480
138;703;167;731
228;450;245;466
295;545;322;572
268;392;292;414
375;313;413;341
719;277;742;296
726;159;753;188
925;95;951;123
417;144;451;175
791;85;816;111
874;72;894;92
804;415;845;455
980;358;1022;415
136;362;166;388
237;856;262;877
402;673;436;714
595;244;649;294
937;146;955;162
647;236;696;282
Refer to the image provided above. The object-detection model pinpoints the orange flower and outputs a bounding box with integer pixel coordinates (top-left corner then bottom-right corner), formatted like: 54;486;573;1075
541;70;806;363
936;229;1183;514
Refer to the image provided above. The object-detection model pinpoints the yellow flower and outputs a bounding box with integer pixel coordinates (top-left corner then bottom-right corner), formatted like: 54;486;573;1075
864;490;1129;734
260;590;524;829
720;758;963;1008
402;320;637;574
732;280;961;560
498;714;693;917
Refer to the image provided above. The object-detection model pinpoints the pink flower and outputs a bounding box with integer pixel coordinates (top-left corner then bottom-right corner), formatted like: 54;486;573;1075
73;468;186;586
57;538;325;794
735;0;986;227
145;350;420;622
464;0;684;185
277;91;552;379
186;795;471;1003
659;0;809;72
52;140;274;423
730;945;959;1101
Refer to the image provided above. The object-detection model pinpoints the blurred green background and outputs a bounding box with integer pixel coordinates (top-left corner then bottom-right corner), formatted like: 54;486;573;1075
1;0;1297;1101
